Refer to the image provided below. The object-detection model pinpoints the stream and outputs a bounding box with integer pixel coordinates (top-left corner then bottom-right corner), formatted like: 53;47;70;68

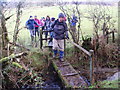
21;63;63;90
21;63;90;90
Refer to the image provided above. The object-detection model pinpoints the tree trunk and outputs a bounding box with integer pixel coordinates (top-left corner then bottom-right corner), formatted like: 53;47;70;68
69;26;80;60
0;5;9;58
13;2;22;44
0;19;3;59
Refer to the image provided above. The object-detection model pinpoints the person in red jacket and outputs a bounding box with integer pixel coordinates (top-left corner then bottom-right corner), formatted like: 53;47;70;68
34;16;40;37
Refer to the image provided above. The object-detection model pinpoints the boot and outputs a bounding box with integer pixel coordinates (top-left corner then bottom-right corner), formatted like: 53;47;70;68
53;50;58;58
31;36;34;41
59;51;64;62
31;36;34;45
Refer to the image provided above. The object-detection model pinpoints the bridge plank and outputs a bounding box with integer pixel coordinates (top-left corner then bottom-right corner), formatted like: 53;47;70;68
62;73;78;77
57;63;70;67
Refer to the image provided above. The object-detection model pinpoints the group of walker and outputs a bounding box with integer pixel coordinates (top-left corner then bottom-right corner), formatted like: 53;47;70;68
25;13;78;62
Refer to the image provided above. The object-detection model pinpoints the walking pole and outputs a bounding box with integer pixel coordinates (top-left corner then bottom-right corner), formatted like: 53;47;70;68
64;38;66;58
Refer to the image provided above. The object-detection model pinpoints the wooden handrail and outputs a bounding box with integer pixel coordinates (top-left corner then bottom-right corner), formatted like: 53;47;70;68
67;39;94;85
68;39;91;56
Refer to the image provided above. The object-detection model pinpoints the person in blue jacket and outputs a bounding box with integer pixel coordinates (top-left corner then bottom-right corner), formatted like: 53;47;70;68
51;13;69;62
25;16;38;44
44;16;51;41
47;17;56;47
70;15;78;27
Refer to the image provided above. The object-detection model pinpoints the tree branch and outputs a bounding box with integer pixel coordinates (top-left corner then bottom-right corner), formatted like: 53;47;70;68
0;52;28;64
9;42;30;51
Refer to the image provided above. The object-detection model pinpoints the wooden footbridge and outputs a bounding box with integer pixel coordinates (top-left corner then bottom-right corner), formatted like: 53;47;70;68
40;29;95;88
51;60;87;88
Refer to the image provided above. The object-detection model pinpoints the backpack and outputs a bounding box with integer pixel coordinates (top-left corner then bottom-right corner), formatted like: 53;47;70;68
53;20;66;30
27;20;32;25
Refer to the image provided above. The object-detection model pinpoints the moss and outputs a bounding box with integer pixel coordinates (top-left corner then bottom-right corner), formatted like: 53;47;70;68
12;62;23;69
100;80;119;88
89;80;119;88
0;54;14;63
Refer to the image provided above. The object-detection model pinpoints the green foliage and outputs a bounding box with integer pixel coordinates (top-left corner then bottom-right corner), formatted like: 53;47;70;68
28;51;47;69
0;54;14;63
89;80;119;88
1;51;47;89
65;47;75;57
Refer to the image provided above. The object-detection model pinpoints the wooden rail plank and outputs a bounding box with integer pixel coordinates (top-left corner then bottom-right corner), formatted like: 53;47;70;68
57;63;70;67
42;30;52;32
68;40;91;56
42;38;51;40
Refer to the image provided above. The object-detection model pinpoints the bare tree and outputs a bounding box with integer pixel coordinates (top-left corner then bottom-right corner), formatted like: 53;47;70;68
59;1;83;43
0;2;9;58
13;2;23;45
0;1;25;58
87;3;116;43
86;3;117;69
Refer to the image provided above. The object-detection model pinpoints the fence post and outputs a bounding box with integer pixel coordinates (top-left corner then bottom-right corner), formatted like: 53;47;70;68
112;31;115;43
106;31;109;44
89;50;94;85
40;28;43;49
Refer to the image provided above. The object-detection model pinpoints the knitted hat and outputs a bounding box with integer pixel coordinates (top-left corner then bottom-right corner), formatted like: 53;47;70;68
30;16;32;18
51;17;55;21
58;13;65;18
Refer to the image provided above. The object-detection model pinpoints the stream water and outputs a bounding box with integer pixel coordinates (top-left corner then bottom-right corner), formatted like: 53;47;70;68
21;63;91;90
21;63;63;90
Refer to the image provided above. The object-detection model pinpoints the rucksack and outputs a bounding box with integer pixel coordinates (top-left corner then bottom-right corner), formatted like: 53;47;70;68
53;20;66;30
28;20;32;24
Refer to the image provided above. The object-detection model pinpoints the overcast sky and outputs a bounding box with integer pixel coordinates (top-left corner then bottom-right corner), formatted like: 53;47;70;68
5;0;119;2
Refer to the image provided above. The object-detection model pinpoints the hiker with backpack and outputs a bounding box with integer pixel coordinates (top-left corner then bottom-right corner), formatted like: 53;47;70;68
40;17;45;31
44;16;51;40
70;15;78;27
51;13;69;62
48;17;56;47
34;16;41;37
25;16;39;44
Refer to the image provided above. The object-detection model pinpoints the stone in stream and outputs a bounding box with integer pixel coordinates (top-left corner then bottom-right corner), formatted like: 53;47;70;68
107;72;120;81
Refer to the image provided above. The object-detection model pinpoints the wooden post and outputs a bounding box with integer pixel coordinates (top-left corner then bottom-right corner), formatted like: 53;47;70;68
0;17;3;59
40;28;43;49
7;43;10;57
89;50;94;85
112;31;115;43
106;31;109;44
118;2;120;49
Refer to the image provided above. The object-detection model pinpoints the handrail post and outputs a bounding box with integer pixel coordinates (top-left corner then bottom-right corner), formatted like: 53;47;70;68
89;50;94;86
112;30;115;43
40;28;43;49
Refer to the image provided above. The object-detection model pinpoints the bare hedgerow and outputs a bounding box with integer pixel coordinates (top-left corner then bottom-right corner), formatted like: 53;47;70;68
97;37;118;67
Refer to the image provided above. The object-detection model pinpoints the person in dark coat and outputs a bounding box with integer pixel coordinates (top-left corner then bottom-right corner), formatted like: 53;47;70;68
25;16;38;44
44;16;51;40
51;13;69;62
